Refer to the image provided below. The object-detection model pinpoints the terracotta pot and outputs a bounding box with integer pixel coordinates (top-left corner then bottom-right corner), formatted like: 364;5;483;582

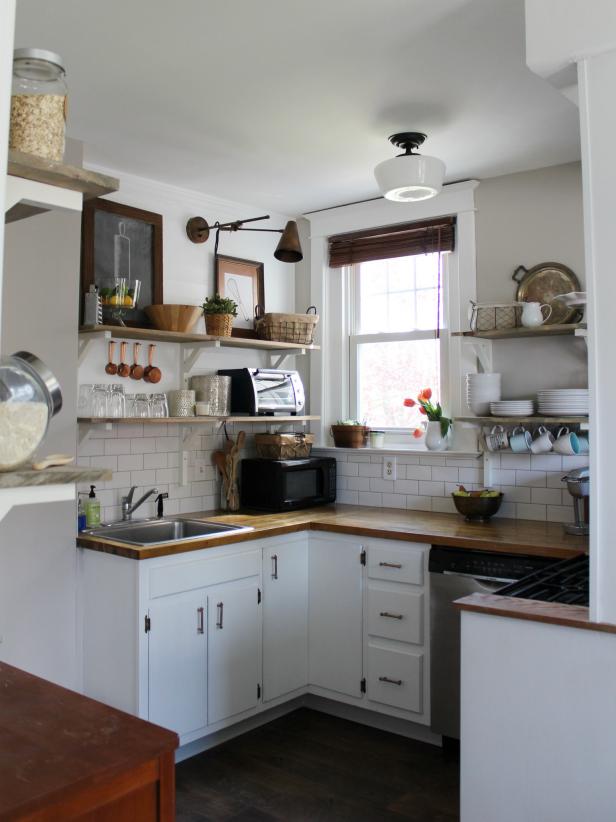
331;425;370;448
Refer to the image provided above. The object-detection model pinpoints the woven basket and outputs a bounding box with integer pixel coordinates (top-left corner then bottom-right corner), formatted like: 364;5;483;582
255;433;315;460
331;425;370;448
255;305;319;345
205;313;234;337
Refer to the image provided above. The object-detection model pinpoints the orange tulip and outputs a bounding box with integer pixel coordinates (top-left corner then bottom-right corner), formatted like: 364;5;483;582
419;405;427;415
412;428;423;439
403;398;415;407
418;387;432;401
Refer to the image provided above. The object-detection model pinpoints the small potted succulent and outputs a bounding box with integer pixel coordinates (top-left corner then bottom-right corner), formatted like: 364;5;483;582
331;419;370;448
202;294;239;337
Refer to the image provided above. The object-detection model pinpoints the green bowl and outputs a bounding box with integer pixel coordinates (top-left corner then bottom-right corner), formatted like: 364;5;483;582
451;493;504;522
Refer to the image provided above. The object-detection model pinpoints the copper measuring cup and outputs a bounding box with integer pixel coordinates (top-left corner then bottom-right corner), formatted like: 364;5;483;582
105;341;118;375
130;342;144;380
117;341;130;377
143;344;161;383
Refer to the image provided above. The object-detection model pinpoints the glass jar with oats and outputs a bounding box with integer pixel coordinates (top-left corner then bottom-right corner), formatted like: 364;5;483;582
10;48;67;162
0;352;63;471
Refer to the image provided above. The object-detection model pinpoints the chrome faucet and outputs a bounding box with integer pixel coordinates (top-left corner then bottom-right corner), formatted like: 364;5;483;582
121;486;158;521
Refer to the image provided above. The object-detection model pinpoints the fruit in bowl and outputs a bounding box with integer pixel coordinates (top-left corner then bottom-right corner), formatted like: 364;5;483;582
452;485;503;521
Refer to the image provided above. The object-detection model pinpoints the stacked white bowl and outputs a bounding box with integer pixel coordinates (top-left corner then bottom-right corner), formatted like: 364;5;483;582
465;373;501;415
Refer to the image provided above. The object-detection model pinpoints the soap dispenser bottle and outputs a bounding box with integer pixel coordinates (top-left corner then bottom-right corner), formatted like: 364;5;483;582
77;493;87;532
85;485;101;528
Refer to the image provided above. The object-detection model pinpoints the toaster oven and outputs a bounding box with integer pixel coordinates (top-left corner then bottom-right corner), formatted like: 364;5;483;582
217;368;305;416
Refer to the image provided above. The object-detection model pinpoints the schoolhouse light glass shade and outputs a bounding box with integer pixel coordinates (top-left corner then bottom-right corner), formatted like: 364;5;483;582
374;132;445;202
374;153;446;202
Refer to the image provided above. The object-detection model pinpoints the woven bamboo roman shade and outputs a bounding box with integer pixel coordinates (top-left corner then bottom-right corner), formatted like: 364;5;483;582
328;216;455;268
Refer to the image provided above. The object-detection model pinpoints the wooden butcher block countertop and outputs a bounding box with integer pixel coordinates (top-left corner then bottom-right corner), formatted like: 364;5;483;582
77;504;588;561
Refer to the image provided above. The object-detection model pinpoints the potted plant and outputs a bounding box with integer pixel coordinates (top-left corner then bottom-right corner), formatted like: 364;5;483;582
331;419;370;448
202;294;238;337
403;388;452;451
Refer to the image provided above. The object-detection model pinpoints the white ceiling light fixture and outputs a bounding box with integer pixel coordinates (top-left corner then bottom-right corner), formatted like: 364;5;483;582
374;132;445;202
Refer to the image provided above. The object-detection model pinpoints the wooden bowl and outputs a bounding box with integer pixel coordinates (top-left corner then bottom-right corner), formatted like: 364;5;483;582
145;304;202;333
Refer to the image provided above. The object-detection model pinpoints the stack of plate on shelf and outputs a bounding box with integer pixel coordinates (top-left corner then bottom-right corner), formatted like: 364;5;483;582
465;373;501;416
536;389;589;416
490;400;535;417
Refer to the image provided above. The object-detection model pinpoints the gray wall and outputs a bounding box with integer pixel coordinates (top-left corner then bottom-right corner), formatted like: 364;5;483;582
0;207;81;688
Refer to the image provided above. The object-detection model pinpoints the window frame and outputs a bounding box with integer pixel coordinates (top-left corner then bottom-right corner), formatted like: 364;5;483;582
347;253;451;436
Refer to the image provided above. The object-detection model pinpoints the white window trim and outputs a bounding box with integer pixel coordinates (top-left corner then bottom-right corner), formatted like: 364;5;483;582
304;181;479;448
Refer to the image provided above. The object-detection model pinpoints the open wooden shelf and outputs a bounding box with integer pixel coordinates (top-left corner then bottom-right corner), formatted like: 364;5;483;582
0;465;111;490
6;150;119;223
452;323;586;340
78;416;320;425
457;415;588;426
78;325;319;352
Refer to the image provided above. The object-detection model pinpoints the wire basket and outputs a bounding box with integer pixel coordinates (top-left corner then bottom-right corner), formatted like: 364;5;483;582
469;301;524;332
254;433;315;459
255;305;319;345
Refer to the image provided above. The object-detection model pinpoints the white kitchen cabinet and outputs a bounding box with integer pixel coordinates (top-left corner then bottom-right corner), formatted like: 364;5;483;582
148;588;207;736
262;536;308;702
207;576;261;725
308;535;364;698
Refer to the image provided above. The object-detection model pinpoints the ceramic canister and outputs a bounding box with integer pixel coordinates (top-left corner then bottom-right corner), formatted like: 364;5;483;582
167;389;196;417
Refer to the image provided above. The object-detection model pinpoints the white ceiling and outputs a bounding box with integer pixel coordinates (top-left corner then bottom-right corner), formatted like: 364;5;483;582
15;0;580;215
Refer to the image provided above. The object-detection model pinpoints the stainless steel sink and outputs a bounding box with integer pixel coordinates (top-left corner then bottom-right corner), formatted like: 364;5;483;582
85;518;253;546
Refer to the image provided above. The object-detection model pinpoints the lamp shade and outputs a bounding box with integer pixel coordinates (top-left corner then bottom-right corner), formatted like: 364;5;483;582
274;220;303;263
374;153;445;202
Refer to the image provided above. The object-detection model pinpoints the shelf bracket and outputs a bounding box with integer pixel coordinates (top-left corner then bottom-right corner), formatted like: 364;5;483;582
463;339;493;373
78;330;110;366
181;346;204;385
269;348;306;369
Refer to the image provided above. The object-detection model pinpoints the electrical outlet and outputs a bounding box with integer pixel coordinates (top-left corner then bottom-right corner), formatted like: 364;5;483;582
194;458;207;478
383;456;397;481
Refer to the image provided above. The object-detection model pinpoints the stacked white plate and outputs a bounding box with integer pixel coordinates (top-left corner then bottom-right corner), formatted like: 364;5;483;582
465;373;501;416
537;389;589;416
490;400;535;416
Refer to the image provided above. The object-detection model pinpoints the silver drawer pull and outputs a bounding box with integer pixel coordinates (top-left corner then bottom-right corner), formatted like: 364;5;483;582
379;676;403;686
197;606;204;634
379;611;403;620
216;601;224;629
272;554;278;580
379;561;402;569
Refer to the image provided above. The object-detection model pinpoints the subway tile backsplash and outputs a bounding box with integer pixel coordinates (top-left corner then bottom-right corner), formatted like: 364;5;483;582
313;449;583;523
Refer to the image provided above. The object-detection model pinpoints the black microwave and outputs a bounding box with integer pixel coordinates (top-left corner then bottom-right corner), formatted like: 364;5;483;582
241;457;336;512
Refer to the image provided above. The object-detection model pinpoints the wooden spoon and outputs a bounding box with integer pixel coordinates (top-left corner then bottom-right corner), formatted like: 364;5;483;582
105;341;117;375
130;342;144;380
143;344;162;383
117;341;130;377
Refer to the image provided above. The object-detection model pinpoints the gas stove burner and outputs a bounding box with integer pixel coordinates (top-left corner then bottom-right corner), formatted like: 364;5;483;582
497;554;589;606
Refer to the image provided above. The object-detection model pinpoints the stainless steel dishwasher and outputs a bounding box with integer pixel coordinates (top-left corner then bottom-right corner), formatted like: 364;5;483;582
429;546;555;739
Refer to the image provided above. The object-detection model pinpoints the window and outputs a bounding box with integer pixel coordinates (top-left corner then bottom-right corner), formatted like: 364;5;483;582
349;251;449;430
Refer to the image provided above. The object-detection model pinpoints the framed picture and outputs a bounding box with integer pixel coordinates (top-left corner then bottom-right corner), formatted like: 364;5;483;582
81;198;163;327
215;254;265;338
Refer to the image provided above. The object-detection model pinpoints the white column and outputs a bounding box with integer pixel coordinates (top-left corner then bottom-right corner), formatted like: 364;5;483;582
578;49;616;622
0;0;17;347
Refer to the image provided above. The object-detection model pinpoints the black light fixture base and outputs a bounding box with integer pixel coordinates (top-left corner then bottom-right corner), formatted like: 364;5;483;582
388;131;427;154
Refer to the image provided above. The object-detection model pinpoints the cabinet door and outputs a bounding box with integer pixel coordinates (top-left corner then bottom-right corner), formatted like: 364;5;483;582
148;589;207;737
308;536;363;697
263;539;308;701
207;577;261;724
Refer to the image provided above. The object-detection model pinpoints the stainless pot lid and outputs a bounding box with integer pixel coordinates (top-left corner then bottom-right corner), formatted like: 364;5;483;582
12;351;62;417
562;467;589;482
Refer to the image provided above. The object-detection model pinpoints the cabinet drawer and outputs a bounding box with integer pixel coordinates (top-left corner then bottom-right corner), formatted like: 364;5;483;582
149;550;260;599
367;543;424;585
367;587;423;644
367;644;423;713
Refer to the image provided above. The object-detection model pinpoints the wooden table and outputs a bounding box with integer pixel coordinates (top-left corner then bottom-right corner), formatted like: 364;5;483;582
0;662;178;821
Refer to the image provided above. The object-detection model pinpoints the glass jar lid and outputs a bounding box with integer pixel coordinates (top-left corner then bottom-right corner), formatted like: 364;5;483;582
13;48;65;79
12;351;62;417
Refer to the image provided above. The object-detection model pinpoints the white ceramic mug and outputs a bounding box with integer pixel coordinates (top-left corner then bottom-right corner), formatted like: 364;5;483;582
521;301;553;328
530;425;555;454
577;434;590;454
553;426;580;455
510;425;532;453
485;425;508;452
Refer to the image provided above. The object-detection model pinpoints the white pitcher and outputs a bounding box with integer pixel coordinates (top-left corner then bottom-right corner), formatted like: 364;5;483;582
521;301;552;327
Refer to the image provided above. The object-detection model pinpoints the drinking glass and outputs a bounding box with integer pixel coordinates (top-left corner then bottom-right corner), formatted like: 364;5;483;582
108;383;126;418
124;393;137;418
149;393;168;418
78;384;93;417
133;394;150;418
91;384;108;418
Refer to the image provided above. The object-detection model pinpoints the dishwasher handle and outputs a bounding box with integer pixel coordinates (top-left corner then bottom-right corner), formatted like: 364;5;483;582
441;569;517;587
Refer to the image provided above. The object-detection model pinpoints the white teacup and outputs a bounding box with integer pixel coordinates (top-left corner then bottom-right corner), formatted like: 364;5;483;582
485;425;508;452
553;426;580;456
577;434;590;454
530;425;555;454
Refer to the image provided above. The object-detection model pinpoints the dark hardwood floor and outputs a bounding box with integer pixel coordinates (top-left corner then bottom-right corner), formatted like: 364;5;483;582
176;708;459;821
